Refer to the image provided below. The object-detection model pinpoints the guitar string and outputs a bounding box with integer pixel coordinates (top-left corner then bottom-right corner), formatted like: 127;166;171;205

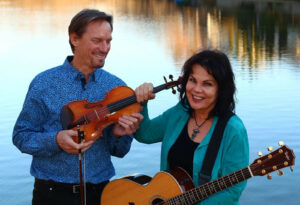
164;168;251;205
193;169;250;201
163;163;252;204
155;167;251;205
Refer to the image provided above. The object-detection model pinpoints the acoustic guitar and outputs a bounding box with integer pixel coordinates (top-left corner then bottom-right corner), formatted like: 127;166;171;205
101;143;295;205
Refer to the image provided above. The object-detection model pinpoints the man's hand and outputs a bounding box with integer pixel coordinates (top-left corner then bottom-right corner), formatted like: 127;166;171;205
56;130;95;154
112;113;144;137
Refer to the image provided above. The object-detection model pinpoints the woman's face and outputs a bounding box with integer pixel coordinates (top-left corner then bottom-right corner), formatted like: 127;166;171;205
186;64;218;115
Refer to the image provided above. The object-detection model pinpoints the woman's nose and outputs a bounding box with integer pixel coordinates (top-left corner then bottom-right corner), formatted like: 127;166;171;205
193;83;203;92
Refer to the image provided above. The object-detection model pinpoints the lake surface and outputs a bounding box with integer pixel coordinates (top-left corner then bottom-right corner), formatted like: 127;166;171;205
0;0;299;204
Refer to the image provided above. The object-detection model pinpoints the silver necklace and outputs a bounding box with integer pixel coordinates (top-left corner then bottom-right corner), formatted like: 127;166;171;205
191;114;208;139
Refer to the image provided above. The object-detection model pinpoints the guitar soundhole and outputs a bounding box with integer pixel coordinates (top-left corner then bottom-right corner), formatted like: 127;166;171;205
151;198;164;205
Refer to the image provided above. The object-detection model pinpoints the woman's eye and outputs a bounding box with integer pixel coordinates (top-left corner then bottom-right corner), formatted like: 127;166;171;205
188;77;196;83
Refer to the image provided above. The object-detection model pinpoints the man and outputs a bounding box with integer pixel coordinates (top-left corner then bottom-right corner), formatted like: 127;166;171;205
13;9;141;205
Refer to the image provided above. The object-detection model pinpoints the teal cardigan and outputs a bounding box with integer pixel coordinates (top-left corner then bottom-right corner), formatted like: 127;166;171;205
134;102;249;205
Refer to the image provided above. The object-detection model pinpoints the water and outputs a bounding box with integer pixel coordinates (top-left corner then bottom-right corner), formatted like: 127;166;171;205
0;0;299;204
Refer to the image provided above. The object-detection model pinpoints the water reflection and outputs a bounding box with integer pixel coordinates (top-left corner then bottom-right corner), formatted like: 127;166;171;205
1;0;299;69
1;1;300;205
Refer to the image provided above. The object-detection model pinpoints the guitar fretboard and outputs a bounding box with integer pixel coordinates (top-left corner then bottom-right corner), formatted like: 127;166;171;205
167;167;252;205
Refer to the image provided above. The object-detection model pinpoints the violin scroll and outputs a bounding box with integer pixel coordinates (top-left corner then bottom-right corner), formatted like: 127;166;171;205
163;75;182;94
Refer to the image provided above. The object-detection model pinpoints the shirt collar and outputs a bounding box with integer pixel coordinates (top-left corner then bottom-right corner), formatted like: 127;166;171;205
62;56;102;82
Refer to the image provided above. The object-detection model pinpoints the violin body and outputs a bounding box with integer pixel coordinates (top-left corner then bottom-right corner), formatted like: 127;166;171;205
61;86;142;142
60;75;181;142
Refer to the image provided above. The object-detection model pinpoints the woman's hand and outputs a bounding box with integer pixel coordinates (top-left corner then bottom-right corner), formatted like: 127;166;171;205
135;83;155;104
112;113;144;137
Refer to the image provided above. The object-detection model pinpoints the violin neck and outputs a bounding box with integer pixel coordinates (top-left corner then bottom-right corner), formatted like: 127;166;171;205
153;83;169;94
107;84;169;113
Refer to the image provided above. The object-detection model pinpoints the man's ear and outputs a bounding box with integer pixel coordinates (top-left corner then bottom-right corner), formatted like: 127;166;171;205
70;32;80;47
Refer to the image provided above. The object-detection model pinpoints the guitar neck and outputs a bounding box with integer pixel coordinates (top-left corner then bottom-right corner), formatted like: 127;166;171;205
167;167;253;205
107;84;169;113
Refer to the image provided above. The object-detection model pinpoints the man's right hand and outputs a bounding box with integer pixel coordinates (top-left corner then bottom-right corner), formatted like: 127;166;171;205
56;130;95;154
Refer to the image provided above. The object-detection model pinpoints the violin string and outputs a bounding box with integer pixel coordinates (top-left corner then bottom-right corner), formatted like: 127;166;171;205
81;83;176;124
82;84;175;121
105;83;170;112
85;97;136;122
107;96;137;112
74;81;181;127
83;96;135;121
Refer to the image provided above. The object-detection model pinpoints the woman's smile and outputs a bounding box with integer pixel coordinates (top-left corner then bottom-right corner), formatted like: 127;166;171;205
186;64;218;115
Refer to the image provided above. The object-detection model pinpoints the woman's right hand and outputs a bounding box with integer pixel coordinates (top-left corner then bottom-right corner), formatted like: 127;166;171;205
135;83;155;104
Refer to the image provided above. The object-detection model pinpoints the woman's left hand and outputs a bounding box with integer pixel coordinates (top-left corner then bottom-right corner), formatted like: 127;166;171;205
112;113;144;137
135;83;155;104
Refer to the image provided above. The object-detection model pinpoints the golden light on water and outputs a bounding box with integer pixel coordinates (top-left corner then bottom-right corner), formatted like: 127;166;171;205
1;1;300;205
0;0;299;68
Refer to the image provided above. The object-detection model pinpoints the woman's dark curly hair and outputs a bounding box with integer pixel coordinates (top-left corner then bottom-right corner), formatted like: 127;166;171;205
179;49;236;117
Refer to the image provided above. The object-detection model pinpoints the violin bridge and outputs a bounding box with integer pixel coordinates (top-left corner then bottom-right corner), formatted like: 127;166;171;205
94;110;100;120
83;114;88;124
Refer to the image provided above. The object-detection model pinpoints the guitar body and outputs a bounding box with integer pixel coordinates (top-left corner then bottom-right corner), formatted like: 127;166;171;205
101;145;295;205
101;167;195;205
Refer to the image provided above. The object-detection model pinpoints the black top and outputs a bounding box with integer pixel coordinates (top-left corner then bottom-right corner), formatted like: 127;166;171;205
168;122;199;177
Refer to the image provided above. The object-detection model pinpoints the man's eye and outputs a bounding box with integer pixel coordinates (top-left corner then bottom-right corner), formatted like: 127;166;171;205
92;39;100;44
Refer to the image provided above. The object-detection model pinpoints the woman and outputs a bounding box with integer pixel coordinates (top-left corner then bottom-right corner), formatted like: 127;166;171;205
134;49;249;204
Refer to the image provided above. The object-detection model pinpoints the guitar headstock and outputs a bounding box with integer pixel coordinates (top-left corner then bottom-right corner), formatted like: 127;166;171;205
250;142;295;178
163;75;182;94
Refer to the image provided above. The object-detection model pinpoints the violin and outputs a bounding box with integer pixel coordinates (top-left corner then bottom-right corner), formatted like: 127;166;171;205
60;75;182;142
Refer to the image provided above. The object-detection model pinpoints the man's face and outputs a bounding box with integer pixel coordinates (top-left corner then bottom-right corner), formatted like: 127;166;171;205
72;20;112;70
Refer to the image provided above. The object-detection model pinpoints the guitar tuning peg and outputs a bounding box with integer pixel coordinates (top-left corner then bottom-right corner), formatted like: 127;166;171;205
169;74;174;81
278;141;284;146
277;170;284;176
257;151;263;157
267;146;273;152
290;166;294;172
267;174;272;180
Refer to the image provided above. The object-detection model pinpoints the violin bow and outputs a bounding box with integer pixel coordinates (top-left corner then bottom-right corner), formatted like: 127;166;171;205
77;126;86;205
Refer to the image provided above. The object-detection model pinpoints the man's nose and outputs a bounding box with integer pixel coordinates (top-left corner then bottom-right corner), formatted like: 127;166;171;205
99;42;110;53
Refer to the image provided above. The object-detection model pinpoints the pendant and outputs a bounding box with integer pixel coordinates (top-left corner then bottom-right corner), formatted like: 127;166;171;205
192;128;200;139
